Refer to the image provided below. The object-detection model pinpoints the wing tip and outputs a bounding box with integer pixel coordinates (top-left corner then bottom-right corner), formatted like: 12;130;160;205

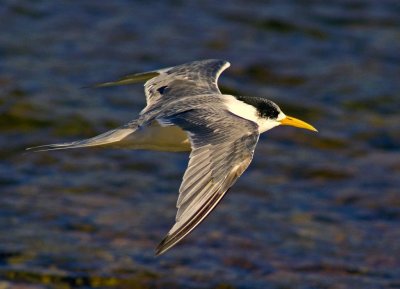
205;59;231;69
155;235;173;256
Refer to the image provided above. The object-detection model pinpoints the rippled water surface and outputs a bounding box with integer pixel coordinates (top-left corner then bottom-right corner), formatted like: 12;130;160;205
1;1;400;288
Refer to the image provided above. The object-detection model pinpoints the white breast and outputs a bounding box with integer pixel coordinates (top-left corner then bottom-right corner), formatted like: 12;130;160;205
223;95;282;133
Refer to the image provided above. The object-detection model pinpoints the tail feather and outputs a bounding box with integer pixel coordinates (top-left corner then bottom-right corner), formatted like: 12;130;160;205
26;127;136;152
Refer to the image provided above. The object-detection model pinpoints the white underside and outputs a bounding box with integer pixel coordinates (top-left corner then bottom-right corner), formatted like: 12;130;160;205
118;121;191;151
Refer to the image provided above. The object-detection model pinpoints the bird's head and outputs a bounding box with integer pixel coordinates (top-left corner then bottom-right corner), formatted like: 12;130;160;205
235;96;317;133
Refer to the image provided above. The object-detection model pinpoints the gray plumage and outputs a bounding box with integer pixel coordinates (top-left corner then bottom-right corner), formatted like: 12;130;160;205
27;59;310;255
154;108;259;255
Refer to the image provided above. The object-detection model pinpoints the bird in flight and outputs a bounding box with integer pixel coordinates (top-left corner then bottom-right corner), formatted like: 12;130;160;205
28;59;317;255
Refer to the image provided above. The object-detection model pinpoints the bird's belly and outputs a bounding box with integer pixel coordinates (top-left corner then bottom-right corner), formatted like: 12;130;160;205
117;122;191;152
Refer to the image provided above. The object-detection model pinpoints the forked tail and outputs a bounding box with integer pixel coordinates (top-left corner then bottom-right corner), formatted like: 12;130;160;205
26;123;137;152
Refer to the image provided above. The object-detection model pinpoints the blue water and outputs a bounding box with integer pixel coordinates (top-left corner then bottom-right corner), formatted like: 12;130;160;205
1;1;400;288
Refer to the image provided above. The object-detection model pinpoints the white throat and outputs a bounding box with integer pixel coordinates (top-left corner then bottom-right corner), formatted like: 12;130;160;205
223;95;284;133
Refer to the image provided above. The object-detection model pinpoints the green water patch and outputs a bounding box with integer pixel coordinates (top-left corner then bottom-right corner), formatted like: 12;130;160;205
222;14;327;39
277;101;322;120
343;95;399;115
9;4;49;19
219;85;243;97
53;116;97;138
307;136;350;150
354;130;400;151
244;64;307;86
0;102;51;132
297;167;353;181
1;269;160;289
1;267;242;289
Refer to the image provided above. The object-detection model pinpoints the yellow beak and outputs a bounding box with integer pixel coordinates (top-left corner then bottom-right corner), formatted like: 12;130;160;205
279;115;318;132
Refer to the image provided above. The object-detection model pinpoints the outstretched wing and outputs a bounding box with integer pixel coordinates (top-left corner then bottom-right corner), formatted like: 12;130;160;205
93;59;230;106
155;109;259;255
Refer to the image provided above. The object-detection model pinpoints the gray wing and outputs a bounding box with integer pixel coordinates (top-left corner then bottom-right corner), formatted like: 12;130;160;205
155;110;259;255
92;59;230;106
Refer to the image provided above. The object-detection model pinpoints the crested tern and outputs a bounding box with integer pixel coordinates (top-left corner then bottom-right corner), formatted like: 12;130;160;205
28;59;317;255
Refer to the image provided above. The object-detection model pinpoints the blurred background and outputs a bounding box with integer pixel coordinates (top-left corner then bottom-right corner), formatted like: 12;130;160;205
1;0;399;288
